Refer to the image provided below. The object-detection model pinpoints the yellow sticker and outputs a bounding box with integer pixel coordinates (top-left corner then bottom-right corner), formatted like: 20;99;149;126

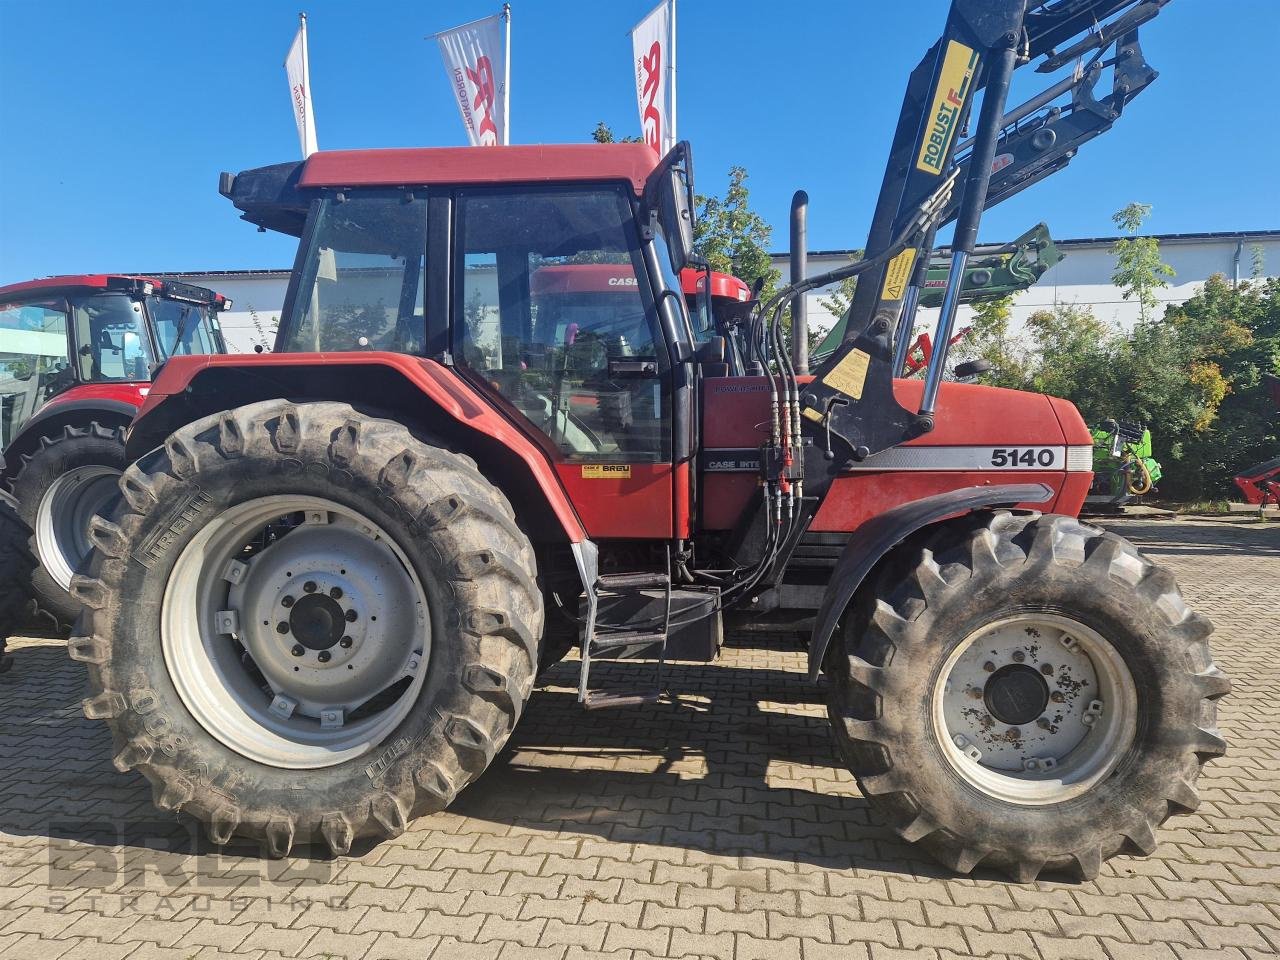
881;248;917;301
917;40;979;175
823;348;871;401
581;464;631;479
802;407;824;423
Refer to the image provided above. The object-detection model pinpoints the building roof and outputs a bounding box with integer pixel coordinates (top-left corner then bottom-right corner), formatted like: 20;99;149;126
780;229;1280;260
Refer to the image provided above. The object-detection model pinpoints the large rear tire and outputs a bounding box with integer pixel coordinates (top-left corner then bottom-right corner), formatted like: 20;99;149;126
11;422;127;631
73;400;542;856
0;489;36;666
827;511;1230;882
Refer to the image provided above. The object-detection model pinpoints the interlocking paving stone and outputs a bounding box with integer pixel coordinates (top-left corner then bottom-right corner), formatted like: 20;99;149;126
0;517;1276;958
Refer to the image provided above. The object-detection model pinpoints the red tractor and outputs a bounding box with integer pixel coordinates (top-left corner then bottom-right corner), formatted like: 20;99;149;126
0;274;229;629
72;0;1227;880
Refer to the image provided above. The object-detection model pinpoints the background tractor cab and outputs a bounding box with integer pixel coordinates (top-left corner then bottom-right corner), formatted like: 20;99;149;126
0;274;228;629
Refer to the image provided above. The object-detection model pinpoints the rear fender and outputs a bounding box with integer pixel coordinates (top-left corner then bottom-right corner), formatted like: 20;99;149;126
807;483;1053;681
128;352;587;544
2;394;140;483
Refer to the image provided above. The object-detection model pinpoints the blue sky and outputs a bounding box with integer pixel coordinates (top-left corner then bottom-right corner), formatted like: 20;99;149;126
1;0;1276;284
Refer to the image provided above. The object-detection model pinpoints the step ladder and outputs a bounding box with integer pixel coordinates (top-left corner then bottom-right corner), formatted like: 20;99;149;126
577;551;672;710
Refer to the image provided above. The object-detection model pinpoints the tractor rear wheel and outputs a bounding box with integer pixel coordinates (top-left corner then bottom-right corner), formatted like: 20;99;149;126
11;422;127;631
0;489;36;666
827;510;1229;882
73;400;542;856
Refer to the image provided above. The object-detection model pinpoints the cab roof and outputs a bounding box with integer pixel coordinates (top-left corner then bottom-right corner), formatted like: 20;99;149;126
0;274;226;306
297;144;662;194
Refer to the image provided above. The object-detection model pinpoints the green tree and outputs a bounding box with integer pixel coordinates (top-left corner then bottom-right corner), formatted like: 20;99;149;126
953;294;1032;389
693;166;780;300
1111;202;1175;322
591;122;641;144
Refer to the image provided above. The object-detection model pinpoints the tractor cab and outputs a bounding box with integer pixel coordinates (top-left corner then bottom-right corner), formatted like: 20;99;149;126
0;275;228;449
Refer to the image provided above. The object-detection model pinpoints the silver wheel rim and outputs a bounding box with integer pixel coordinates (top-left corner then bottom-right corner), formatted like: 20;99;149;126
162;495;430;769
36;465;122;590
931;613;1137;805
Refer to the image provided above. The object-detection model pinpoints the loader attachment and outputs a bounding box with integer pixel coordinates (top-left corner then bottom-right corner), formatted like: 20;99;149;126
789;0;1170;465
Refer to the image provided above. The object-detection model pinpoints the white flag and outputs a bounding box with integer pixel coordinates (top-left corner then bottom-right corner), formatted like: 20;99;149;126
630;0;675;154
285;16;318;158
436;14;507;147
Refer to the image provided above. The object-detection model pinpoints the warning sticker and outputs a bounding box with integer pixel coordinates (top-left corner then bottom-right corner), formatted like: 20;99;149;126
581;464;632;479
881;248;917;301
823;348;871;400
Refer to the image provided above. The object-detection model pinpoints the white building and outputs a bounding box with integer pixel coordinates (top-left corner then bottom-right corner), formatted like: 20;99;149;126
160;229;1280;355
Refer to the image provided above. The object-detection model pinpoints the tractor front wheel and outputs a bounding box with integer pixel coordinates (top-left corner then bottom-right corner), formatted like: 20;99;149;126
827;511;1230;882
73;400;542;856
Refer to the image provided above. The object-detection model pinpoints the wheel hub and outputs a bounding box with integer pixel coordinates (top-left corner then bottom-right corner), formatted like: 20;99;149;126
931;613;1138;805
984;664;1050;726
288;593;346;650
36;465;122;590
162;495;429;769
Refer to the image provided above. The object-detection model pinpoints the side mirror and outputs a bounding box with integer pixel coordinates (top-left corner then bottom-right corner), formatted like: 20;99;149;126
953;358;993;380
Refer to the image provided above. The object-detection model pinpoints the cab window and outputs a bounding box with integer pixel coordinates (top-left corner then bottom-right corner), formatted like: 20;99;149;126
0;299;71;446
454;188;669;462
71;293;154;382
280;194;428;354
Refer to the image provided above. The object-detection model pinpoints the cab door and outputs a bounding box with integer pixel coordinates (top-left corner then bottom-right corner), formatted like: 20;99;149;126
451;186;675;539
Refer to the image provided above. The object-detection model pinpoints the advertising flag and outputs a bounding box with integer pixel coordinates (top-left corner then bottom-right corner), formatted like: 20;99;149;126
435;12;508;146
285;14;319;158
630;0;675;154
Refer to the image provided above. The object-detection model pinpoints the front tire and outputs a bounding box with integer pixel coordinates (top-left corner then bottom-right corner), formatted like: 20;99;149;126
73;400;542;856
827;511;1230;882
11;421;127;630
0;489;36;666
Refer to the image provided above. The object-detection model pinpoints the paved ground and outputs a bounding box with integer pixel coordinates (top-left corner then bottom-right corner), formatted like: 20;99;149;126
0;517;1276;960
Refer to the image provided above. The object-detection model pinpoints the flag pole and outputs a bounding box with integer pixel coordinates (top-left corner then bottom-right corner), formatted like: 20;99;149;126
668;0;676;146
502;3;512;145
299;12;313;158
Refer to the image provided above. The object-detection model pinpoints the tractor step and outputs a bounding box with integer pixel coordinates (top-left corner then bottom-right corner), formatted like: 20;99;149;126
582;690;663;711
590;630;667;652
578;552;673;710
597;572;670;592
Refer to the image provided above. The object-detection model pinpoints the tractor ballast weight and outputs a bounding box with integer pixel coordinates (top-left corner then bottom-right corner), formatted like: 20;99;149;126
81;0;1229;881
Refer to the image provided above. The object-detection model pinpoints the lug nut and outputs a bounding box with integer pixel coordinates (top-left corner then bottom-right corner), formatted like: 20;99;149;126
281;595;295;608
304;581;317;593
291;644;305;657
318;651;332;663
983;661;995;673
345;609;358;622
276;622;290;634
1050;691;1066;704
1012;650;1026;663
1007;727;1021;738
1040;663;1054;675
329;586;343;599
339;636;353;649
1037;717;1052;730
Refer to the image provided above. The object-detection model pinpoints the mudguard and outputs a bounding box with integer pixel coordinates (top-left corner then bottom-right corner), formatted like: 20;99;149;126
129;352;588;543
807;482;1053;680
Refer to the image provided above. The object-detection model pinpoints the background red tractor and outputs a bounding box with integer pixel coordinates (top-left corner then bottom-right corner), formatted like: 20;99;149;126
0;274;229;629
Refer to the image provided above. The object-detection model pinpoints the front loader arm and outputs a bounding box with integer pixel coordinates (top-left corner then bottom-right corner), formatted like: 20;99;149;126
794;1;1170;466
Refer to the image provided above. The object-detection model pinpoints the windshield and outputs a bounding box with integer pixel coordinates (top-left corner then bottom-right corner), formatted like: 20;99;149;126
147;296;225;358
0;299;72;446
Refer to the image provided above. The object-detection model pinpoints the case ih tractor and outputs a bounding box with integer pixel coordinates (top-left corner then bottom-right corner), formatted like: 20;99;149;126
72;0;1228;879
0;274;229;629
